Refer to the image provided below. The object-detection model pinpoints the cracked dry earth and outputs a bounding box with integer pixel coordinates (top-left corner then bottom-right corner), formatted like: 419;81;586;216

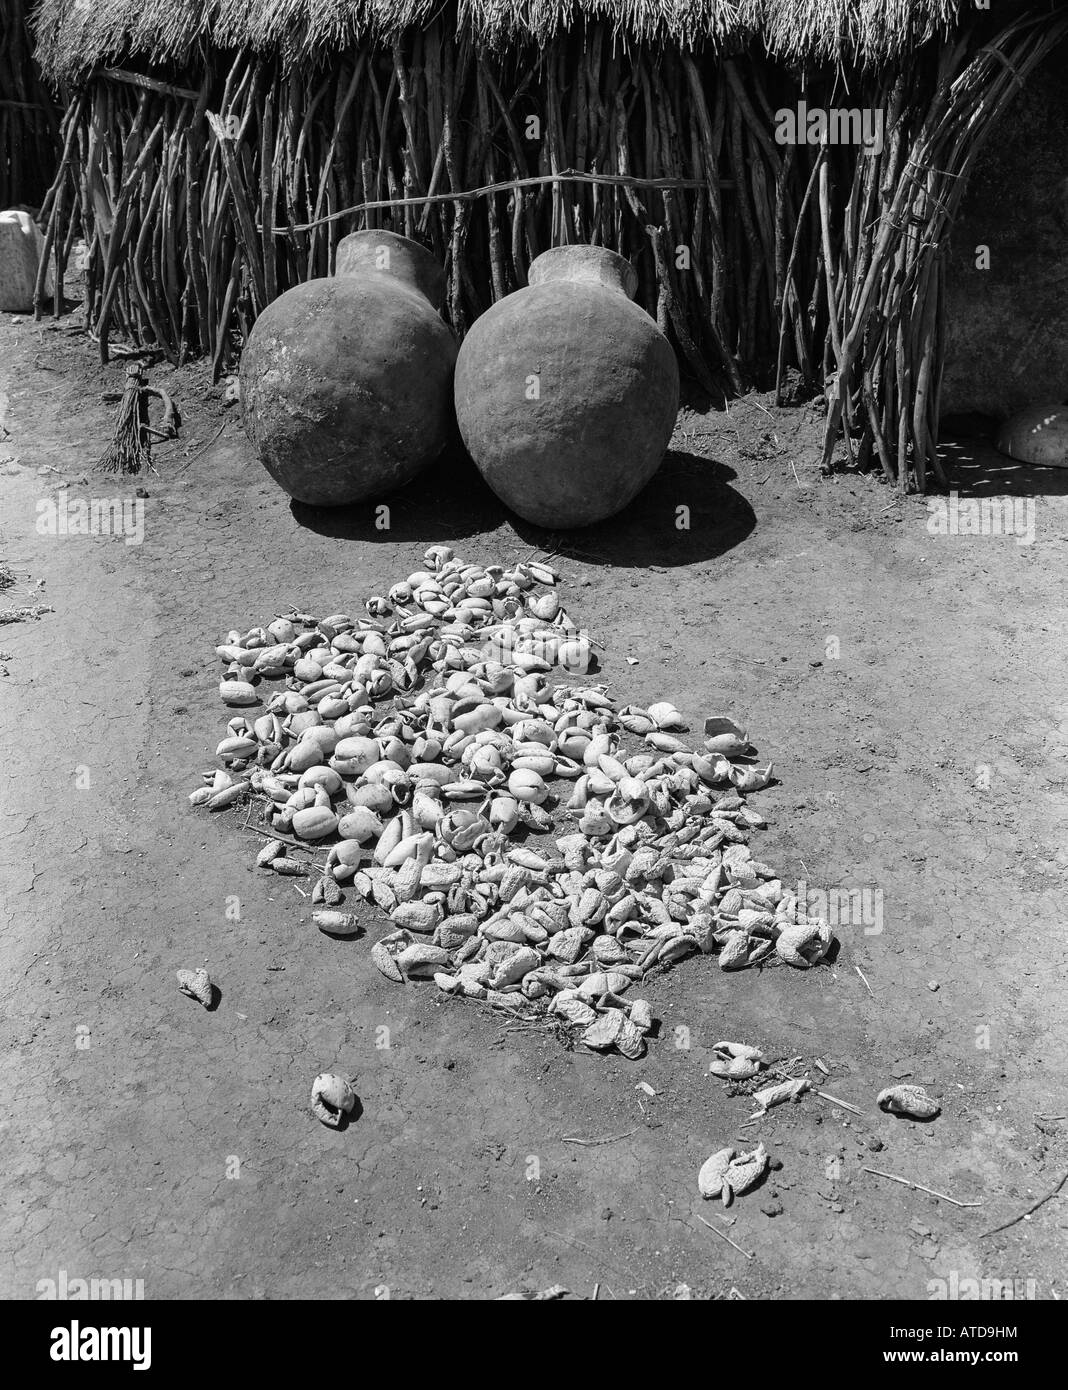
1;310;1066;1301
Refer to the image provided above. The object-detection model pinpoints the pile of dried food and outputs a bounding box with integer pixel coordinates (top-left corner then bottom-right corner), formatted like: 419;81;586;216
188;547;834;1059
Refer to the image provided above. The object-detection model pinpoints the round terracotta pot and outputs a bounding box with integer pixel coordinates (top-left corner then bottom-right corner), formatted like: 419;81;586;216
0;209;52;312
241;231;456;507
996;403;1068;466
453;246;679;528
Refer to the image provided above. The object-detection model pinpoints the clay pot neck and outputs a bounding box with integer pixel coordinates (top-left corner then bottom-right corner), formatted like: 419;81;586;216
527;246;638;300
334;230;445;309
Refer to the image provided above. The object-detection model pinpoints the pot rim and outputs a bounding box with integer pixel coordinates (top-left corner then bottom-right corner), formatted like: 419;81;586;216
527;245;639;300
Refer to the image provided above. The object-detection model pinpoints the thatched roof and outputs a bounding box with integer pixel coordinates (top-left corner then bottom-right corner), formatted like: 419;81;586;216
759;0;964;66
33;0;969;81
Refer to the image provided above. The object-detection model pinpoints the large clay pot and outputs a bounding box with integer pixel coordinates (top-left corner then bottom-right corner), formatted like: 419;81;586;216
996;403;1068;467
0;209;52;312
453;246;679;528
241;231;456;506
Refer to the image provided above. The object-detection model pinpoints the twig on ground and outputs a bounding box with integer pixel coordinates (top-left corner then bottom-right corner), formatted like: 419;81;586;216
863;1166;982;1208
546;1229;635;1284
561;1128;638;1147
173;421;228;475
697;1214;755;1258
243;824;321;854
980;1170;1068;1239
813;1089;864;1115
855;964;875;998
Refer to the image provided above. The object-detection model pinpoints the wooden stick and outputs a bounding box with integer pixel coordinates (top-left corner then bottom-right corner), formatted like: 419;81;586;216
775;146;822;402
101;69;199;102
560;1128;638;1146
96;111;165;361
645;222;720;396
813;1089;864;1115
243;824;324;855
277;168;734;234
863;1167;983;1208
697;1214;755;1258
981;1170;1068;1239
207;111;267;314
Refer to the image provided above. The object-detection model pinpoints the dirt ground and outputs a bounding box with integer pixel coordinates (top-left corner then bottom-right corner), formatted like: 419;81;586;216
1;305;1066;1302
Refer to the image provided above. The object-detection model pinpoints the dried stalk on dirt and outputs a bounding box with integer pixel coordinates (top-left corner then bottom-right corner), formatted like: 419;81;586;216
980;1169;1068;1239
0;604;55;625
98;364;179;474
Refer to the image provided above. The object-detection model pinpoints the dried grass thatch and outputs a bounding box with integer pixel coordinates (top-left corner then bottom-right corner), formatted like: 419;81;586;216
33;0;978;79
755;0;962;66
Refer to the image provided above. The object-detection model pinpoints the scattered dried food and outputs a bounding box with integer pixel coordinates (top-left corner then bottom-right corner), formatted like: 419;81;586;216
877;1084;941;1120
176;967;214;1008
188;549;836;1058
310;1073;356;1128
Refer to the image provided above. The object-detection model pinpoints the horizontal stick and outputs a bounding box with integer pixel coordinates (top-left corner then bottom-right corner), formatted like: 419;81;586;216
100;68;200;102
243;824;326;856
813;1089;864;1115
863;1166;982;1208
697;1214;755;1259
560;1128;638;1146
276;168;736;234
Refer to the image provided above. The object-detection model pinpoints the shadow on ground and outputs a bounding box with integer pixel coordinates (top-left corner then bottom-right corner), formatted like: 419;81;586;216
291;444;756;568
940;437;1068;497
